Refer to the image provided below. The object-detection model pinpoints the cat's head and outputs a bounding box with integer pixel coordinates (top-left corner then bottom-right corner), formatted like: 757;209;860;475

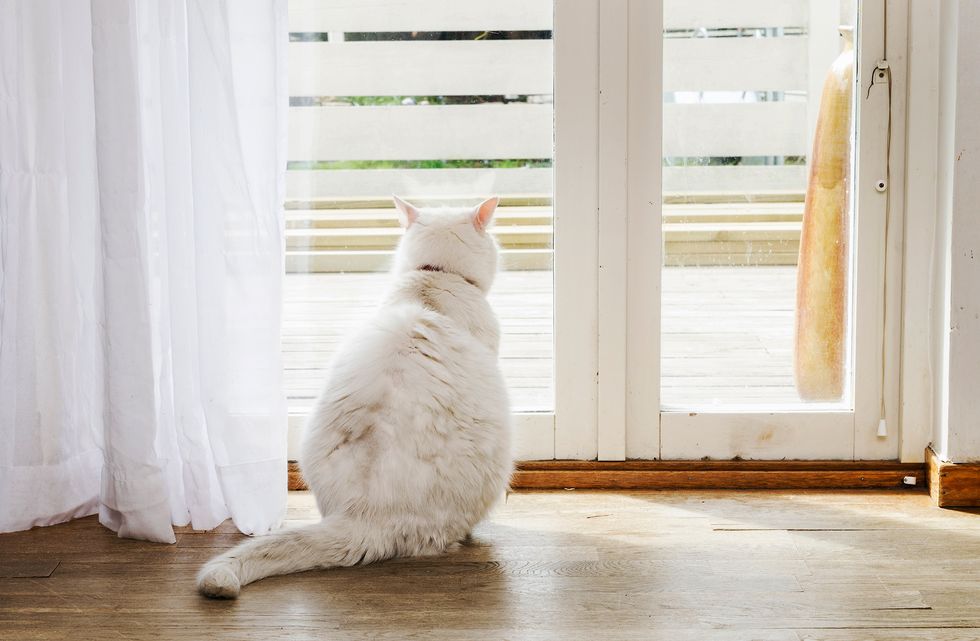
391;196;500;292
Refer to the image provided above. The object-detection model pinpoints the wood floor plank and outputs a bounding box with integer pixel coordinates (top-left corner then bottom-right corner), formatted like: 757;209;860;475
0;559;60;578
798;632;980;641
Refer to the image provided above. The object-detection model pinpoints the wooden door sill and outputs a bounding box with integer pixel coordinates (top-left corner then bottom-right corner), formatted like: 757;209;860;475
288;460;925;491
512;460;924;490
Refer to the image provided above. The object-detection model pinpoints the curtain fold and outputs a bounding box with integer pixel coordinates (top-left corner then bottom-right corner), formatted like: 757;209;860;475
0;0;288;542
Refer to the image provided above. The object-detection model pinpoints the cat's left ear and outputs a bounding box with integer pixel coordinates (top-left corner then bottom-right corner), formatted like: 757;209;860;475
471;196;499;232
393;195;420;228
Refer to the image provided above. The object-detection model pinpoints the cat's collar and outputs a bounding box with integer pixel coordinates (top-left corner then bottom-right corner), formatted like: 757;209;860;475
416;264;479;288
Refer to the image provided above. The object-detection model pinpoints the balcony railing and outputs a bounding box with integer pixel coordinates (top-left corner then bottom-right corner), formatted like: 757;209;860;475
286;0;839;271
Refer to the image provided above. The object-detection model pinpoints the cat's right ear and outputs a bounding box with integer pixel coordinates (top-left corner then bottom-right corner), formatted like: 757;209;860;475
393;195;420;228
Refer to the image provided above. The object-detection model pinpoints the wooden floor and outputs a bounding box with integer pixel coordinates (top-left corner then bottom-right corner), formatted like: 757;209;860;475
2;490;979;640
284;266;810;413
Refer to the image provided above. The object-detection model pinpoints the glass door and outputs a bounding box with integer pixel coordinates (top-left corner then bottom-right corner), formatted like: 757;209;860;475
643;0;894;460
284;0;897;462
285;0;559;459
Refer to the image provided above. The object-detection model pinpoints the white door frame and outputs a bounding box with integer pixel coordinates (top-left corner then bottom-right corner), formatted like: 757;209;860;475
656;0;900;460
547;0;907;461
550;0;600;460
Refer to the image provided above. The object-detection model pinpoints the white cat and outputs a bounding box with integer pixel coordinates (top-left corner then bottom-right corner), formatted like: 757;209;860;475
197;196;512;598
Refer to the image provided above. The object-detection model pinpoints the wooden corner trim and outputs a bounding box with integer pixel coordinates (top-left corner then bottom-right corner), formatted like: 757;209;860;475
926;446;980;507
289;460;925;492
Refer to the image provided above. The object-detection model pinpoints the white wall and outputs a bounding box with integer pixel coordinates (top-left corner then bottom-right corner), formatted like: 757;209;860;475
929;0;980;463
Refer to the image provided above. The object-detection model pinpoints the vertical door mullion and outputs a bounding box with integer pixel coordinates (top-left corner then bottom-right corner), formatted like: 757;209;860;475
625;0;664;459
595;0;665;460
597;0;629;460
554;0;600;459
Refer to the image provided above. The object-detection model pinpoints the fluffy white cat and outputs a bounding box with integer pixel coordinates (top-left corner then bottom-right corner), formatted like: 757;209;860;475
197;196;512;598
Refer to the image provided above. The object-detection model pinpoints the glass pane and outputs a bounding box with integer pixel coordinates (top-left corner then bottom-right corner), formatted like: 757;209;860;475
661;1;858;408
285;6;555;420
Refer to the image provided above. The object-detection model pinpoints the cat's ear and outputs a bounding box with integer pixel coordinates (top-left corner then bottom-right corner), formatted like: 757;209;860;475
471;196;499;232
393;195;420;228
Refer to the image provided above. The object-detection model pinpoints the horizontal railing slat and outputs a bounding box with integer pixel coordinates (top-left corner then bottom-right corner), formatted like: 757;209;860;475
288;0;805;33
282;202;806;226
285;165;805;201
286;249;553;272
288;104;553;160
290;40;553;96
286;168;553;199
288;0;553;32
665;37;807;91
664;0;807;29
661;165;805;197
664;102;807;156
289;37;804;96
288;102;805;161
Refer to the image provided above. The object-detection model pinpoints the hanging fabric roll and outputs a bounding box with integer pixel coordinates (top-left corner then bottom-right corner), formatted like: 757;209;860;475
795;27;855;402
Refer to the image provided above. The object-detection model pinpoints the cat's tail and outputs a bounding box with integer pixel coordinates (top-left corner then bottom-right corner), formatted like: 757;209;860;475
196;515;382;599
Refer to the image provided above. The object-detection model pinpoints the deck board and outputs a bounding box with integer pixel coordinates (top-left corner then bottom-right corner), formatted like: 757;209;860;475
283;266;813;412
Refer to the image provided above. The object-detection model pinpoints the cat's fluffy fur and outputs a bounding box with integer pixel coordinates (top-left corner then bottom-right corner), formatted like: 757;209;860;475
197;196;512;598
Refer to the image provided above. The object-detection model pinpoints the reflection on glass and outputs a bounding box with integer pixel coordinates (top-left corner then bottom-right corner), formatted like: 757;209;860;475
661;2;857;409
285;11;555;416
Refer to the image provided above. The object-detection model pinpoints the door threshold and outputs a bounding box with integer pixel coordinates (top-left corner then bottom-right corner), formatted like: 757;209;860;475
288;460;925;491
512;460;925;490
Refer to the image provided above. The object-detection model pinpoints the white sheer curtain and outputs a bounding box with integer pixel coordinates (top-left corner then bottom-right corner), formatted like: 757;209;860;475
0;0;288;542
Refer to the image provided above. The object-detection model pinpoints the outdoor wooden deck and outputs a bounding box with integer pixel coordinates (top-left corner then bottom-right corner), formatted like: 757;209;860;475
283;266;806;413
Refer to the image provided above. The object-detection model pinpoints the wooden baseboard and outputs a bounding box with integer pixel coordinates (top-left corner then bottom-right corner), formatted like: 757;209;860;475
926;446;980;507
288;460;924;492
512;460;923;490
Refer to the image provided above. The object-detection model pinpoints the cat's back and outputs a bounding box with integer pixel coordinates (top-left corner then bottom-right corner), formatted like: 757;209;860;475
308;281;506;450
367;291;502;402
303;290;509;517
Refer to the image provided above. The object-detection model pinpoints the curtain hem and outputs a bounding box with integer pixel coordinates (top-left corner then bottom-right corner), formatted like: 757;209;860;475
0;448;102;533
217;456;288;536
